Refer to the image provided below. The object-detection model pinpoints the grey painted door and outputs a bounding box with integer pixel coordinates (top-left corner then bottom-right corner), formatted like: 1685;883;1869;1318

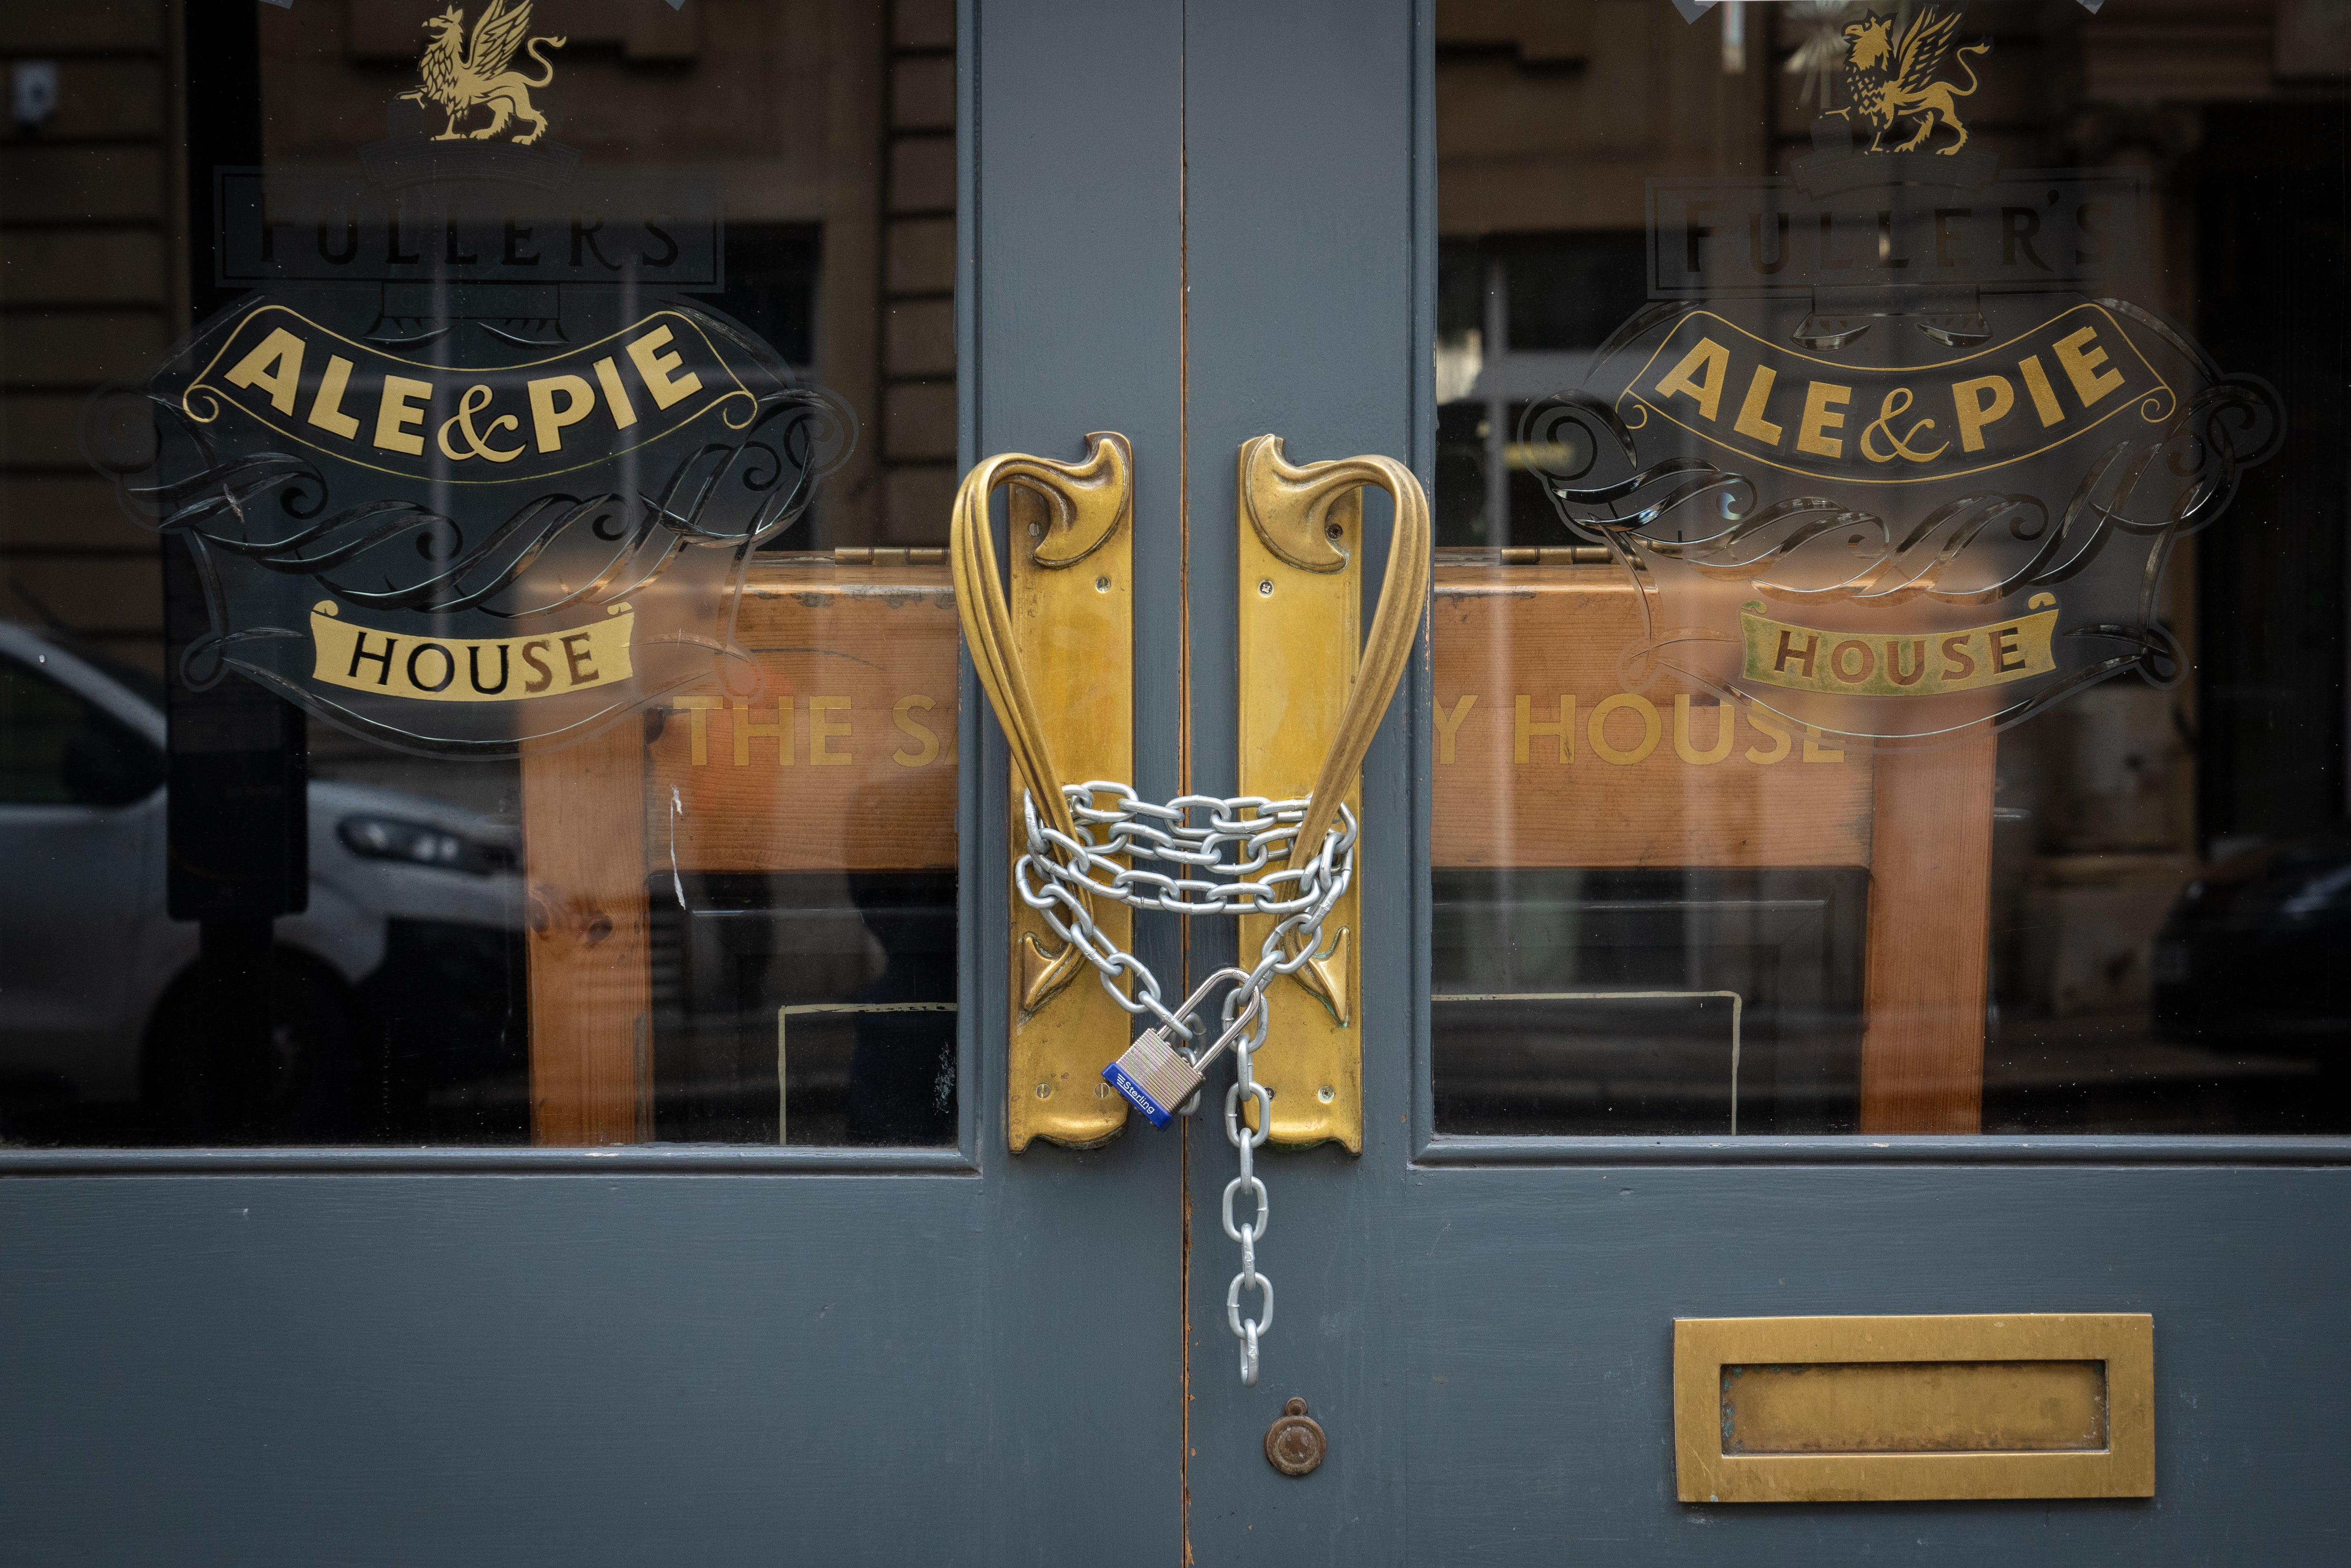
0;2;1192;1562
1171;2;2351;1563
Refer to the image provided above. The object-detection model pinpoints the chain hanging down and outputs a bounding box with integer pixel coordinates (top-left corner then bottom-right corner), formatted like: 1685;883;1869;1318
1015;783;1357;1384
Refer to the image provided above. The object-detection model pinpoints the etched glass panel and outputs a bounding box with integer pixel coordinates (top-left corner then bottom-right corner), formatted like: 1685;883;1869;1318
0;1;959;1147
1432;0;2347;1134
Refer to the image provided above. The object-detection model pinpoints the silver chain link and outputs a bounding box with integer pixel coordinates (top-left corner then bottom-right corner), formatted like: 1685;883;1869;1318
1015;781;1356;1385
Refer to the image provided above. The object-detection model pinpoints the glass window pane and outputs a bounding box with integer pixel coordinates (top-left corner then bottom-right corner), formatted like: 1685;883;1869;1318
0;1;957;1148
1432;0;2347;1135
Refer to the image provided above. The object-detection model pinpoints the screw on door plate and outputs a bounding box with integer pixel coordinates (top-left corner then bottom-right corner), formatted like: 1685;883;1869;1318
1264;1397;1326;1476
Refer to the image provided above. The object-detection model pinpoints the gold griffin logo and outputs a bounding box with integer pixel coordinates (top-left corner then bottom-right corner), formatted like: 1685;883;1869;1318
397;1;567;145
1832;6;1990;155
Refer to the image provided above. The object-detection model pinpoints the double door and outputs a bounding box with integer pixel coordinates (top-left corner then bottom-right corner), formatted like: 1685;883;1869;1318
5;2;2349;1563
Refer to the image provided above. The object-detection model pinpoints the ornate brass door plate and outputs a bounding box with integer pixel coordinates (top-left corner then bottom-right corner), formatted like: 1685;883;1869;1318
1234;436;1429;1152
951;433;1136;1150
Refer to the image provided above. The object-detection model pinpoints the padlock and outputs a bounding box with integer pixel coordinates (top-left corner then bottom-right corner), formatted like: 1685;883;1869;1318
1103;1026;1201;1129
1101;968;1265;1128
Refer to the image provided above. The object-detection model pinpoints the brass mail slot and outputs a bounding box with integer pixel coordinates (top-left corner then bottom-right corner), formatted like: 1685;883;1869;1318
1724;1359;2107;1454
1674;1315;2154;1503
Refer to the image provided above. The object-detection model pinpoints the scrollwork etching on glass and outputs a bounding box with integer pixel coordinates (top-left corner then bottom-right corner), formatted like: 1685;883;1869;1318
81;5;857;756
1516;5;2281;747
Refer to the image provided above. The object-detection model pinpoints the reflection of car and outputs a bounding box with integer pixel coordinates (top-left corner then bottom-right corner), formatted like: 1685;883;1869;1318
2152;832;2351;1056
0;623;527;1144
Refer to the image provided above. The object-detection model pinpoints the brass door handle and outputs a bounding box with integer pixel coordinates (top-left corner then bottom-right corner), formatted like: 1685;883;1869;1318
949;431;1427;1154
1238;435;1431;870
951;433;1130;952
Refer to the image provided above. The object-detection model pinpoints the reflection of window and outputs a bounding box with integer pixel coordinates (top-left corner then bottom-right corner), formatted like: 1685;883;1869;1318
713;222;823;372
1432;867;1867;1136
0;658;159;807
649;871;957;1147
1434;231;1643;547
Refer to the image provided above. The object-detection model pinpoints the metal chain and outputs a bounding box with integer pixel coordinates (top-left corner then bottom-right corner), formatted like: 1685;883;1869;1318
1219;942;1277;1386
1015;783;1355;1041
1014;781;1356;1385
